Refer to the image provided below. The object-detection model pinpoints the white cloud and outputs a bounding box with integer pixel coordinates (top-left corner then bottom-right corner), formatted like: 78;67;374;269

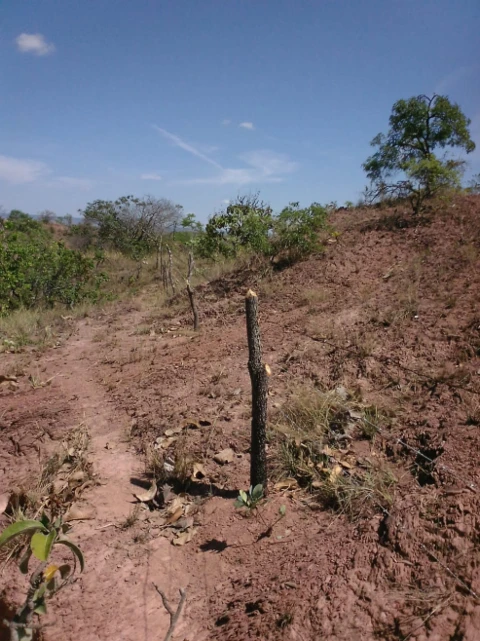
141;173;163;181
183;150;298;186
221;199;230;204
239;122;255;130
15;33;55;56
221;119;231;126
240;150;298;176
153;125;222;169
0;155;50;184
49;176;94;190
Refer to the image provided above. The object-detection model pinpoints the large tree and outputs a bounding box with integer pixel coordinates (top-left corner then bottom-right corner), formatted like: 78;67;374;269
363;94;475;210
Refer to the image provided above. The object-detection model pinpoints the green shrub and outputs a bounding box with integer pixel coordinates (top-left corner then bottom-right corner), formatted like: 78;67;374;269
0;215;106;314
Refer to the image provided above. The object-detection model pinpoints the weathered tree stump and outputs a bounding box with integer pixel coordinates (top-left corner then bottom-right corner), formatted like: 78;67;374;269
245;289;268;491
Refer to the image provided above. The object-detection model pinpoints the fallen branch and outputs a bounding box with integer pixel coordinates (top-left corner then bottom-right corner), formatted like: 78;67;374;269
153;584;187;641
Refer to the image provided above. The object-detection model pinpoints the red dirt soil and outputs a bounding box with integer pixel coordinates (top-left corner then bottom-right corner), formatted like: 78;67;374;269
1;196;479;641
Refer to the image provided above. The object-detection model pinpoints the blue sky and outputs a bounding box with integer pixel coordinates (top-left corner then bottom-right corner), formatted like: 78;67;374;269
1;0;479;221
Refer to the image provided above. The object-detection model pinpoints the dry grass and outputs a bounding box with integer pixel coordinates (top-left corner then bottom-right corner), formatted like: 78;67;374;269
0;425;92;566
298;288;328;308
317;465;396;519
271;386;396;518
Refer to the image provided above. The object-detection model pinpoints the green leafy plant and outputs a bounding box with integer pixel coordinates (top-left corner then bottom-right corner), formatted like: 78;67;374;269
198;193;274;259
272;202;328;263
234;485;263;510
0;213;106;314
363;93;475;213
0;512;84;640
234;484;265;510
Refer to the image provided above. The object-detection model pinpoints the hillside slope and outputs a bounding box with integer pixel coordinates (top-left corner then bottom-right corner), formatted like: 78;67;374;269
1;196;479;641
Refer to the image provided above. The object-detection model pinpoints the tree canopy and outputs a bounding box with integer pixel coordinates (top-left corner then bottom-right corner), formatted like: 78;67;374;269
363;94;475;210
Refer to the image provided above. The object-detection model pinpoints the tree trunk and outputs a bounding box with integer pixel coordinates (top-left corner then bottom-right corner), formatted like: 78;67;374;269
245;289;268;492
186;252;199;330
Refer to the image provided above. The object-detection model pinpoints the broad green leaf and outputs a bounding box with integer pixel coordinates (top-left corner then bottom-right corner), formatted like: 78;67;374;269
19;546;33;574
234;498;244;508
0;520;46;548
239;490;248;503
279;505;286;517
56;536;85;572
31;530;56;562
252;484;263;500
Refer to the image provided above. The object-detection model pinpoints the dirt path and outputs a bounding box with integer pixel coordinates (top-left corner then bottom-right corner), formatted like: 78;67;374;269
1;307;213;641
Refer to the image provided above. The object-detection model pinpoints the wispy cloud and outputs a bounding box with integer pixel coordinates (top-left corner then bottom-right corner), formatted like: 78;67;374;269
435;65;480;94
239;122;255;131
141;172;162;181
221;119;231;126
154;125;297;186
153;125;222;169
15;33;55;56
240;150;297;176
49;176;94;190
184;150;298;186
0;155;50;184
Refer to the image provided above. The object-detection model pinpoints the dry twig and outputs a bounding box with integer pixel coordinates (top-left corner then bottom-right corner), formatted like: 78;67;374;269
153;584;187;641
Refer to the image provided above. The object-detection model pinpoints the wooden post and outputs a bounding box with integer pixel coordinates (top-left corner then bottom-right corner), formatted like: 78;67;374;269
245;289;268;492
186;252;199;330
166;246;176;295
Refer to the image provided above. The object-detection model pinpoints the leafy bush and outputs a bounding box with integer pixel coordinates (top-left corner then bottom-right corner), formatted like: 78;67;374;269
273;202;328;262
0;215;105;314
195;194;330;264
197;193;273;259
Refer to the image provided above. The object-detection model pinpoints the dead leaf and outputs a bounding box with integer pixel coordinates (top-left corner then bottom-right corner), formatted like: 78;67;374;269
52;480;68;495
274;479;298;491
173;516;194;530
165;506;183;525
164;427;182;437
340;460;353;469
311;481;323;489
191;462;206;480
166;496;185;516
213;448;235;465
330;465;343;480
155;436;177;450
172;527;197;546
133;480;157;503
321;445;335;457
162;484;174;503
69;470;86;483
64;504;96;521
0;375;17;384
0;493;9;514
348;410;363;420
